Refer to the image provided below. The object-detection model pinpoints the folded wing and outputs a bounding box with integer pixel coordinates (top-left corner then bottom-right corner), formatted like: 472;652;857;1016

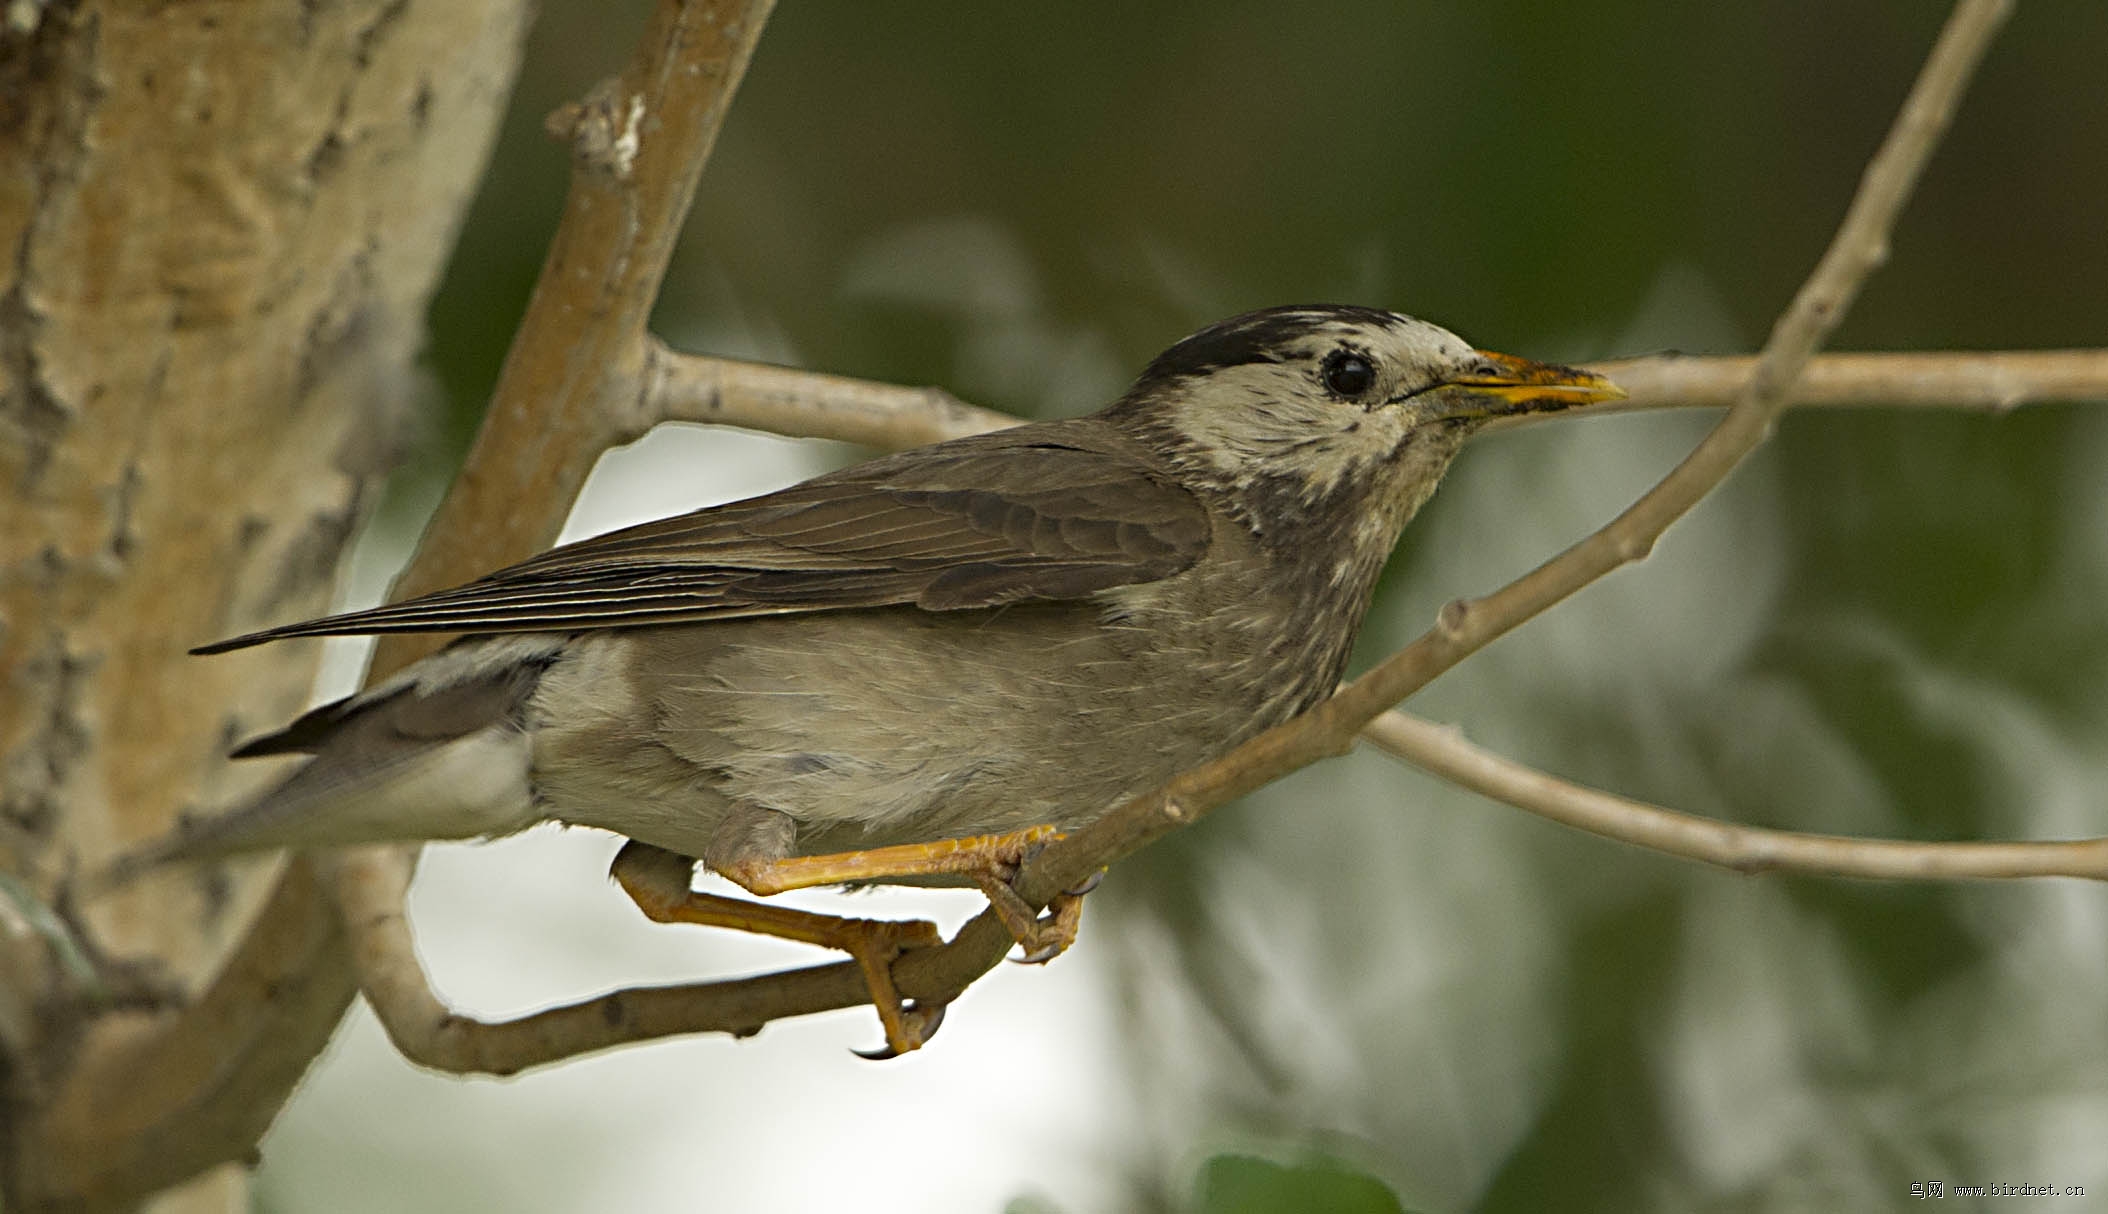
194;430;1212;654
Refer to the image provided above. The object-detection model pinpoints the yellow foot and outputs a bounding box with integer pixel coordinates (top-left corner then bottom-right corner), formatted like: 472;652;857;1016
981;866;1104;964
611;841;946;1055
714;823;1090;968
716;826;1096;969
719;824;1067;894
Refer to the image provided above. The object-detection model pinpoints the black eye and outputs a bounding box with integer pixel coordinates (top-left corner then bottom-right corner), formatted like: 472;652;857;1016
1321;350;1376;398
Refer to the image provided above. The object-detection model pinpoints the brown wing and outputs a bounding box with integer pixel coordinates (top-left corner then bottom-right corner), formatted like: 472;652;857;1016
193;427;1212;654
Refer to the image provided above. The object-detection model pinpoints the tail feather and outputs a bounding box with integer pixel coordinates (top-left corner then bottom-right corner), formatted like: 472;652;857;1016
228;687;408;758
94;640;560;892
96;739;448;886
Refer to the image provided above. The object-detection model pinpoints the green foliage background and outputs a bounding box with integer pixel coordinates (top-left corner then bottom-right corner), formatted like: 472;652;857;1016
318;4;2108;1211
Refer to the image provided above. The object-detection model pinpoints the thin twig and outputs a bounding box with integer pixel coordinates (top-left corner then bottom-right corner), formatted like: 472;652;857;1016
642;336;1015;447
332;840;879;1072
1588;349;2108;416
647;345;2108;452
1362;711;2108;881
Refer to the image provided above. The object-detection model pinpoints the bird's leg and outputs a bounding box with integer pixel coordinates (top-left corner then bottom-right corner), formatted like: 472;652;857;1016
710;823;1097;963
609;839;944;1056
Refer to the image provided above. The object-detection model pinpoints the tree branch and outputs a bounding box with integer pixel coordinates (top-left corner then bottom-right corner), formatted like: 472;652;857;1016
331;835;878;1073
645;345;2108;453
640;336;1017;448
1577;348;2108;417
1362;711;2108;881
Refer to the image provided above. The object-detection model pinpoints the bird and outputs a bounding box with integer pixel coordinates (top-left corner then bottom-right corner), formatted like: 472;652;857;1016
127;304;1622;1054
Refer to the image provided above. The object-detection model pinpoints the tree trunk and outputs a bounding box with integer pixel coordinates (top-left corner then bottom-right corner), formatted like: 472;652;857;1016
0;1;530;1207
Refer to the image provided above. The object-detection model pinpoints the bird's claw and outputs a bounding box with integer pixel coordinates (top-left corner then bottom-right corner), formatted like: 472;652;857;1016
1014;939;1065;966
1005;896;1083;964
981;868;1103;965
852;999;948;1060
1064;868;1106;898
838;916;946;1057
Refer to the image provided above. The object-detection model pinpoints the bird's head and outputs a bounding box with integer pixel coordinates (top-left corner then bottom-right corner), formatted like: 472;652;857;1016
1105;304;1622;553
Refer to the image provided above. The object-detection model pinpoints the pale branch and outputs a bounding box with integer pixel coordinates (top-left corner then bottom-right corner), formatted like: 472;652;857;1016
284;0;2032;1078
1590;349;2108;415
644;345;2108;453
1363;711;2108;882
641;336;1016;448
331;837;878;1073
331;829;1011;1071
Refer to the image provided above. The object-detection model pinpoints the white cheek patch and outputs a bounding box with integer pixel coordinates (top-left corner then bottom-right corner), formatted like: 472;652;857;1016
1281;405;1419;508
1161;368;1412;495
1162;377;1324;472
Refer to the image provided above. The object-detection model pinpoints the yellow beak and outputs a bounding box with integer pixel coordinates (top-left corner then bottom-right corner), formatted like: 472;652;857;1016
1443;350;1626;418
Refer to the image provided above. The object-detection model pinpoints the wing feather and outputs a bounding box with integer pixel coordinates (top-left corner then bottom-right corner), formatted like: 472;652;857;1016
193;426;1212;654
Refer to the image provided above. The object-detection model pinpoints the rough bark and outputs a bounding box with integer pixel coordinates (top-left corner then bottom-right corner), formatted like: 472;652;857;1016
0;1;530;1208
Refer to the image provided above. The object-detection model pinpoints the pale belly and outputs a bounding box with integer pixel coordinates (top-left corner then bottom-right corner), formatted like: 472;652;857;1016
525;586;1342;861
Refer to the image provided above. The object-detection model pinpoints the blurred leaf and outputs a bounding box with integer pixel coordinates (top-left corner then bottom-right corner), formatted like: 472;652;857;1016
1192;1153;1410;1214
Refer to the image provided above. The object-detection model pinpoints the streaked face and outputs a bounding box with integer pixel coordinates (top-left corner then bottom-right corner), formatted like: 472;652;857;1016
1115;305;1621;503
